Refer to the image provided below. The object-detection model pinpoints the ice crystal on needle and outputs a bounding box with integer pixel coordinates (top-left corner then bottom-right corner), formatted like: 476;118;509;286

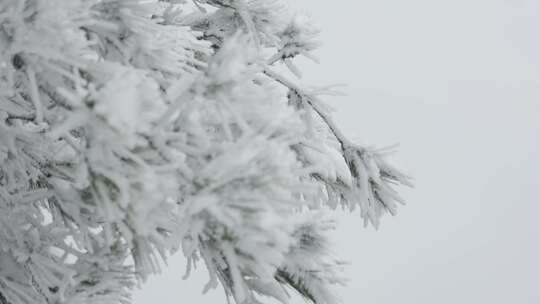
0;1;410;304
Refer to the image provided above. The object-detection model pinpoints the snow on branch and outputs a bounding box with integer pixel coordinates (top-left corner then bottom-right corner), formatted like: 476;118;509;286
264;68;412;227
0;1;410;304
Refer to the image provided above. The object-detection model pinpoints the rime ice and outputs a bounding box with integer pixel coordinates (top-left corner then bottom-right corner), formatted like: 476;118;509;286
0;1;410;304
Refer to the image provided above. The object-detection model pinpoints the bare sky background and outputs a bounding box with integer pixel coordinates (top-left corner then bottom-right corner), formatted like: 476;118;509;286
134;1;540;303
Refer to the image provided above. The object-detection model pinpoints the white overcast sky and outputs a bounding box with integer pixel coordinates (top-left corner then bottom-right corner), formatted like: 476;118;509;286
134;1;540;303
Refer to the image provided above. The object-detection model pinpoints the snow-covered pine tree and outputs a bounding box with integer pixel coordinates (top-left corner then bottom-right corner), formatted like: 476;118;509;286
0;1;411;303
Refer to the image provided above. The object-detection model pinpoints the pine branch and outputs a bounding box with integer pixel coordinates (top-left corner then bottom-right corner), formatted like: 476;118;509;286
275;269;317;303
262;68;351;150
